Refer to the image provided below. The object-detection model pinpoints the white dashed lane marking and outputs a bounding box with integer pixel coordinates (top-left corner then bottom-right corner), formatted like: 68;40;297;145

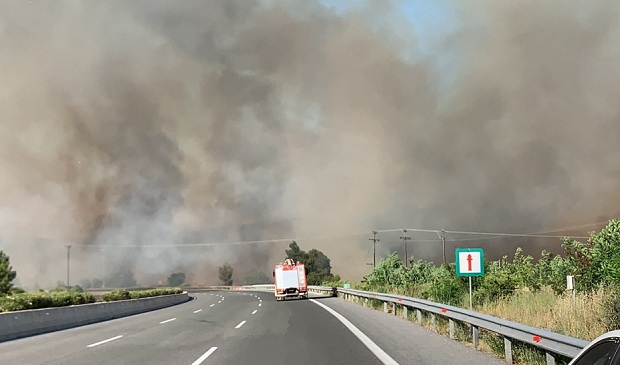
87;335;123;348
191;347;218;365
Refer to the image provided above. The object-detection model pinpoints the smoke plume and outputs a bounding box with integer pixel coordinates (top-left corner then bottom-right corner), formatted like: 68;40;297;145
0;0;619;287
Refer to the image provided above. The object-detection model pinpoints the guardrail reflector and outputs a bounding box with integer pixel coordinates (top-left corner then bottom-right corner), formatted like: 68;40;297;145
533;336;542;343
441;308;447;313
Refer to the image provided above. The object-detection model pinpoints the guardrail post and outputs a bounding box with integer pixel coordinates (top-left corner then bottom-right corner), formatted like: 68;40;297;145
431;313;436;331
449;319;455;339
545;352;556;365
403;306;408;320
416;309;422;324
472;326;479;349
504;337;513;364
364;298;368;307
383;302;388;313
392;302;396;315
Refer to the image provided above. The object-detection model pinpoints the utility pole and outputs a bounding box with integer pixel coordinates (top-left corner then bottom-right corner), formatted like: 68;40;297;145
66;245;72;286
441;229;447;265
101;248;106;288
368;231;380;268
400;229;411;268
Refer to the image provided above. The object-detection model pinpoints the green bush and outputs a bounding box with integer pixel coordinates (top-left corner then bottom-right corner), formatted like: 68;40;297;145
102;290;131;301
473;261;517;304
102;288;182;302
50;285;85;293
427;267;466;306
0;291;95;312
601;284;620;332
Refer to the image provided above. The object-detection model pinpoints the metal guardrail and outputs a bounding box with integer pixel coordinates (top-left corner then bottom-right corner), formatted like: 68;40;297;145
338;288;589;365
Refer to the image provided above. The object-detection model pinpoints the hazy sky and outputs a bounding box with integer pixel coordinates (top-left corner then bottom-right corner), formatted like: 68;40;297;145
1;0;619;288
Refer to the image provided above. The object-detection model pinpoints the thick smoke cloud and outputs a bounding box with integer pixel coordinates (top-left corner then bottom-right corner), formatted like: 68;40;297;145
0;0;619;287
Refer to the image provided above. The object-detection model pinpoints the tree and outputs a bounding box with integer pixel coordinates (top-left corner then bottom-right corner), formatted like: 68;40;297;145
560;219;620;292
365;252;407;286
218;264;233;286
283;242;339;285
0;250;17;295
105;267;137;288
92;278;103;288
167;272;186;287
285;241;307;263
243;270;270;285
80;279;93;289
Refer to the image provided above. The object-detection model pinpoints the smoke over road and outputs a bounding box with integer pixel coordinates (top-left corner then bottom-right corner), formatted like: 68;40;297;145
0;1;619;288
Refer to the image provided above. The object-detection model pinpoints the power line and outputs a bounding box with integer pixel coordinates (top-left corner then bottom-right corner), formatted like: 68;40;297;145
61;220;607;249
444;230;589;239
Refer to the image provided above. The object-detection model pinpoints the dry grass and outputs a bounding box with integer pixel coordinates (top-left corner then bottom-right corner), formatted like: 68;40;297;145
477;287;607;341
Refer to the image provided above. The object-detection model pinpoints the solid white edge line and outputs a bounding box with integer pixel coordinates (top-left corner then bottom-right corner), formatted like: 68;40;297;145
194;309;203;313
87;335;124;348
235;320;247;329
191;346;218;365
251;309;258;315
310;299;400;365
159;318;177;324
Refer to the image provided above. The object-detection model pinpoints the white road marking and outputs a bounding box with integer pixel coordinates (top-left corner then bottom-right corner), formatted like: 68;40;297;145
210;304;215;307
235;320;247;329
258;303;262;307
259;299;262;303
194;309;203;313
217;301;222;303
87;335;123;348
191;346;218;365
310;299;400;365
251;309;258;315
159;318;177;324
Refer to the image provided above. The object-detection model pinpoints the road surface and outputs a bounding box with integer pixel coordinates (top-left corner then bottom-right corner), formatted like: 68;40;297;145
0;291;504;364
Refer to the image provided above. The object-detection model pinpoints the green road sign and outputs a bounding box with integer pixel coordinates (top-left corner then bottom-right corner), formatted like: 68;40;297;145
455;248;484;277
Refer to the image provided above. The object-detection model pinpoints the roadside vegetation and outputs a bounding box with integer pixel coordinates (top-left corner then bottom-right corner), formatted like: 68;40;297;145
101;287;183;301
0;250;185;312
328;219;620;365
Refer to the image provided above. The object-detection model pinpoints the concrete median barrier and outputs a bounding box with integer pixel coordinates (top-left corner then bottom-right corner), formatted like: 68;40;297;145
0;292;190;342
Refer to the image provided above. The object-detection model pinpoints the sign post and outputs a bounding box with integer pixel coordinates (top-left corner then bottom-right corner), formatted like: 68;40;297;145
455;248;484;310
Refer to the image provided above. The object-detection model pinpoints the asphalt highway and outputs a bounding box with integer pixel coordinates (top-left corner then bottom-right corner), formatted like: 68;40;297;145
0;291;505;365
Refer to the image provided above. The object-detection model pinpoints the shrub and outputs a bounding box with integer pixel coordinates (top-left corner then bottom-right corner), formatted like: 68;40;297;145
474;261;517;304
428;267;466;306
102;290;131;301
601;284;620;332
102;288;182;302
0;291;95;312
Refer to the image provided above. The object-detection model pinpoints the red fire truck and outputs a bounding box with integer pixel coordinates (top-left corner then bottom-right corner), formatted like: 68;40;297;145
273;258;308;301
